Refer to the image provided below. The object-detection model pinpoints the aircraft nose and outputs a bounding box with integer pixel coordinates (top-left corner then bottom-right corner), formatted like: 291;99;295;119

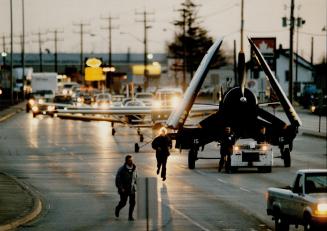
240;97;247;103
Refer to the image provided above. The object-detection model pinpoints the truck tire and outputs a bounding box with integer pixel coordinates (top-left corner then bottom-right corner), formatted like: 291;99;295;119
188;149;196;169
283;148;291;167
304;214;316;231
274;215;290;231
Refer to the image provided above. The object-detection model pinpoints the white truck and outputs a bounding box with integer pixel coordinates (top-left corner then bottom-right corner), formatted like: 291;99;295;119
267;169;327;231
230;139;273;173
26;72;58;113
31;72;58;95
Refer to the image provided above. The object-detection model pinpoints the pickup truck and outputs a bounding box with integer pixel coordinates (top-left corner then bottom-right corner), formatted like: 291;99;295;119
266;169;327;231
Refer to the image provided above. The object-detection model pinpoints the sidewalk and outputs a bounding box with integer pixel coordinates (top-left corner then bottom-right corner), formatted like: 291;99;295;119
0;173;42;231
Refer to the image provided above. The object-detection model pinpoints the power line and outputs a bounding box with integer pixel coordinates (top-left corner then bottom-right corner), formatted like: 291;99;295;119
101;15;119;89
73;22;91;79
48;29;64;72
100;15;119;68
32;31;47;72
135;9;155;90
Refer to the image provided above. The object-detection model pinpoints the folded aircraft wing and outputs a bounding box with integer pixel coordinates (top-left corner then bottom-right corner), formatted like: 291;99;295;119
166;38;223;129
248;37;302;127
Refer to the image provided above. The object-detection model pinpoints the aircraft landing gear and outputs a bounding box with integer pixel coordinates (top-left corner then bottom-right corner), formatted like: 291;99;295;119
282;148;291;167
112;128;116;136
140;134;144;142
188;149;198;169
134;143;139;153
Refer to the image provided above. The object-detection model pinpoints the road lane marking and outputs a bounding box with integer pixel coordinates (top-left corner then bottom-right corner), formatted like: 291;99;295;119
240;187;251;192
216;178;227;183
158;199;211;231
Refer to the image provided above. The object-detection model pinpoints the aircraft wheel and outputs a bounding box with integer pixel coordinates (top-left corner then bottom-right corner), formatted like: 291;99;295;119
26;105;30;113
140;134;144;142
188;149;196;169
32;113;36;118
283;148;291;167
112;128;116;136
134;143;139;153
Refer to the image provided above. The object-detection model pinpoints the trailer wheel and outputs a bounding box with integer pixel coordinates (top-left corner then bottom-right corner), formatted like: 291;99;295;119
283;148;291;167
304;213;316;231
188;149;196;169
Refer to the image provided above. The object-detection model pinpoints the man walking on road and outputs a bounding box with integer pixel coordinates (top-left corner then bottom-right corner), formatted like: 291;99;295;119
218;126;236;173
152;127;172;181
115;155;137;221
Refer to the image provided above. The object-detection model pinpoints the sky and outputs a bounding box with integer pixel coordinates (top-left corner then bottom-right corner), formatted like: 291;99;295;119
0;0;326;64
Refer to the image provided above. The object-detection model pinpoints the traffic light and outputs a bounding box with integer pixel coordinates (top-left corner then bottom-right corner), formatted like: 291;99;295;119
282;17;288;27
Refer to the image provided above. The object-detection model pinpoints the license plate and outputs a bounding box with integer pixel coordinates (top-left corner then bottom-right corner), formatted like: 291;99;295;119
242;152;259;162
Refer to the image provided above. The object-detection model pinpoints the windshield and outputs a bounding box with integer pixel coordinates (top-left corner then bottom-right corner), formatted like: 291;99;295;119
305;173;327;194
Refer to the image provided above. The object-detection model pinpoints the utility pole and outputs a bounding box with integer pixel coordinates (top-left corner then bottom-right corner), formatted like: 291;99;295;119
101;15;118;88
289;0;295;104
48;29;64;73
295;15;305;99
310;37;314;65
21;0;25;99
1;35;9;65
73;22;90;83
10;0;13;104
136;10;154;90
179;7;187;91
32;31;47;72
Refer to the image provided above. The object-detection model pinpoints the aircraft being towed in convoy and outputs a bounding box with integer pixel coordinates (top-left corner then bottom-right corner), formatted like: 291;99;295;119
166;37;302;169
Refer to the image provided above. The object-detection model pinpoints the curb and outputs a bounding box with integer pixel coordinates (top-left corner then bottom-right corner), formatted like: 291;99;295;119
0;107;24;123
301;131;327;140
0;173;43;231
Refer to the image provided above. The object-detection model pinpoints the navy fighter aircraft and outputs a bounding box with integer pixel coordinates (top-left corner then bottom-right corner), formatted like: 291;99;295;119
166;38;302;169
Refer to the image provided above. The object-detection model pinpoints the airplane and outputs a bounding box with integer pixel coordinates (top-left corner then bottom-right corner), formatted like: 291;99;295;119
165;37;302;169
55;93;219;152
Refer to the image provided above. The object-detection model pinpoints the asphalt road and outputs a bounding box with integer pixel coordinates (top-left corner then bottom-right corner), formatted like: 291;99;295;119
0;111;326;231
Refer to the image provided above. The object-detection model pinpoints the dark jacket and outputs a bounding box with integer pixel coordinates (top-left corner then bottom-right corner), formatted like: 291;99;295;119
115;164;137;194
152;135;172;156
220;132;236;155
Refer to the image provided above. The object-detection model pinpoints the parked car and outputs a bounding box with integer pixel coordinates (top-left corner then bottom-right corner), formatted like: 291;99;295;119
310;95;327;116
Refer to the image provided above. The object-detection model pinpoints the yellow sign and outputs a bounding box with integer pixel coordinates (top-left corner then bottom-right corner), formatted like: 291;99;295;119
86;58;102;68
85;67;105;81
132;64;161;76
